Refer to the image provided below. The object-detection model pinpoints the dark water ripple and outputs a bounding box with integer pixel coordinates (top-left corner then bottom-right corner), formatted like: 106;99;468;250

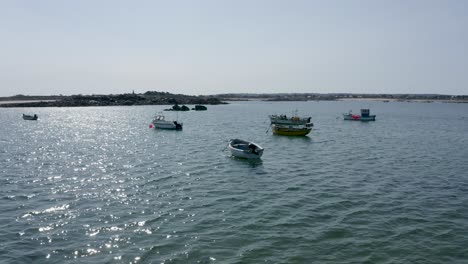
1;102;468;263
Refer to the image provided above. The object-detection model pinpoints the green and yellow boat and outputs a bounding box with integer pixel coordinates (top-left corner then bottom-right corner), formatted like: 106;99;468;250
271;123;313;136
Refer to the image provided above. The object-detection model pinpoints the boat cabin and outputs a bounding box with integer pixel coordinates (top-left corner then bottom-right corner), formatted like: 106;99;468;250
361;109;370;117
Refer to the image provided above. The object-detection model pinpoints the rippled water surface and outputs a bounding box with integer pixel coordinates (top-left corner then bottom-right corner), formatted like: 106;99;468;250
1;101;468;263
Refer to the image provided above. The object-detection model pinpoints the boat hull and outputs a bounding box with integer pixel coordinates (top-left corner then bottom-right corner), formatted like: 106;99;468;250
22;114;38;120
272;125;311;136
153;121;183;130
343;114;376;121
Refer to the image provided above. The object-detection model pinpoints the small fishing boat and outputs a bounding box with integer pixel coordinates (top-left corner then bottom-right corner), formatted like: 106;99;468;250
151;114;183;130
271;123;313;136
22;114;38;120
343;109;376;121
228;139;264;159
269;114;311;125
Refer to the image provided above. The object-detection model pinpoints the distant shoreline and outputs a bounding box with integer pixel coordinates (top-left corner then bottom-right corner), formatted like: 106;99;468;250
216;93;468;103
1;92;467;107
336;98;468;103
0;100;57;105
221;97;468;103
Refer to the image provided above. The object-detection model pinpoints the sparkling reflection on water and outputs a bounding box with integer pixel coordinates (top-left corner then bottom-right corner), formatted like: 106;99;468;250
1;101;468;263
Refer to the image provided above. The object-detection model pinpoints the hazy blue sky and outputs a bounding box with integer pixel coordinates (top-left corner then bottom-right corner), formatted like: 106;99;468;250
1;0;467;96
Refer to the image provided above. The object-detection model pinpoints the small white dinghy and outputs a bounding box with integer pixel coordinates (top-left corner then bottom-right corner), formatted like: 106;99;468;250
228;139;264;159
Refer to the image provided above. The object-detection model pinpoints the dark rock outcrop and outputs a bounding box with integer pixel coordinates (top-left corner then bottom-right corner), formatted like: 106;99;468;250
192;105;207;111
165;104;190;111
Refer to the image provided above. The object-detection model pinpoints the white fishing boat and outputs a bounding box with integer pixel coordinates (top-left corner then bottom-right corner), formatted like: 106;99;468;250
151;114;183;130
228;139;264;159
22;114;38;120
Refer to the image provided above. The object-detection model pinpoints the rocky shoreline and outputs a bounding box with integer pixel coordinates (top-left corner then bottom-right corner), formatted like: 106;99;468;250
0;91;226;107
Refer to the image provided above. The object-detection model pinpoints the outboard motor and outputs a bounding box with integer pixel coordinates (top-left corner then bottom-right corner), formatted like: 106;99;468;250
248;144;257;154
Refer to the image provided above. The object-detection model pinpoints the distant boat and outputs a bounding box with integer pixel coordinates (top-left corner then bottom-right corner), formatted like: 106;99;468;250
228;139;264;159
271;123;312;136
22;114;38;120
343;109;376;121
151;114;182;130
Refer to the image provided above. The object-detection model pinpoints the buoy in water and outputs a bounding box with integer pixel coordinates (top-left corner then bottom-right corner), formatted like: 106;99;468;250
149;124;153;128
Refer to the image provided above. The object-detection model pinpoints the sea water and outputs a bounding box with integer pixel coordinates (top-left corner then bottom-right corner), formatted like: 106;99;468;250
1;101;467;263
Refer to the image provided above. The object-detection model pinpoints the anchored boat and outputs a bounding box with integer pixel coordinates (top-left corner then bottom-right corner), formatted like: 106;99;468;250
343;109;376;121
151;114;183;130
228;139;264;159
269;114;311;125
269;112;313;136
22;114;38;120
